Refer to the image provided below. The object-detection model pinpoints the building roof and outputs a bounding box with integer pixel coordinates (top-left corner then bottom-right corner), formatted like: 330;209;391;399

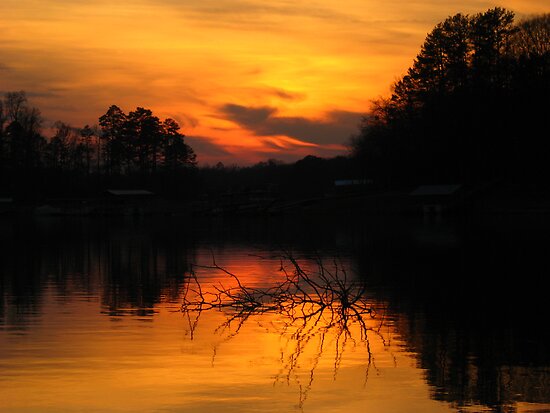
106;189;154;196
410;185;461;196
334;179;367;186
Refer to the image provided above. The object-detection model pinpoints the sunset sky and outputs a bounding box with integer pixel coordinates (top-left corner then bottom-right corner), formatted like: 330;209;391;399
1;0;548;164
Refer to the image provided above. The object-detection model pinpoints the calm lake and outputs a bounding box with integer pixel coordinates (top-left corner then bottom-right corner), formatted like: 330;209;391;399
0;215;548;413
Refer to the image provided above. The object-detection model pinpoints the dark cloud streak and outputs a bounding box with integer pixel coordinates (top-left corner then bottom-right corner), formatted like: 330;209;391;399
222;104;277;126
155;0;367;27
219;103;362;145
185;135;231;157
267;87;305;101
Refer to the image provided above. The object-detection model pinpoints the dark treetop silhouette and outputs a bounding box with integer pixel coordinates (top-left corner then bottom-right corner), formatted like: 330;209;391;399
0;96;196;200
1;8;549;206
351;9;550;189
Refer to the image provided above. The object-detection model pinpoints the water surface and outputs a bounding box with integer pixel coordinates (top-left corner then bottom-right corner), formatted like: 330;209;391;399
0;216;548;412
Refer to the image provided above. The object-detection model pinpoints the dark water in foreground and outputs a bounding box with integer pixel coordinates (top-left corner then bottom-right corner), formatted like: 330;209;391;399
0;215;548;413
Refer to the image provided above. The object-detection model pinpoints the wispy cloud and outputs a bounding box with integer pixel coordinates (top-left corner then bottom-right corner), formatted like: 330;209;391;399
253;86;305;101
219;103;362;145
153;0;367;29
1;0;547;164
186;135;231;157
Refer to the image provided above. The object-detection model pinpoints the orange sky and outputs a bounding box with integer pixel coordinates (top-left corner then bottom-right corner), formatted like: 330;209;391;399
1;0;548;164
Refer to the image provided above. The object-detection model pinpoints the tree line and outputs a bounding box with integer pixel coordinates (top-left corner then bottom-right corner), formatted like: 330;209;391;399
1;8;548;202
0;95;196;199
351;9;550;189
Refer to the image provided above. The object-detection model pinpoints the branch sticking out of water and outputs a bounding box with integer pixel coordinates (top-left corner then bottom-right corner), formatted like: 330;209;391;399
183;252;373;318
181;252;387;409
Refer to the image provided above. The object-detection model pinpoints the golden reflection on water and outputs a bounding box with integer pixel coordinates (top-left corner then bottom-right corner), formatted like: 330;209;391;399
0;302;450;412
0;251;456;413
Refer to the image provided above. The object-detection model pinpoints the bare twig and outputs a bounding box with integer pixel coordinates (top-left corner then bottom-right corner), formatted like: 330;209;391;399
181;252;387;409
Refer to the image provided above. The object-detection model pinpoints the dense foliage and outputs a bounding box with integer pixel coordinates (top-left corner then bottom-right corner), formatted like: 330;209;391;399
351;9;550;188
2;8;548;202
0;95;196;199
197;156;356;199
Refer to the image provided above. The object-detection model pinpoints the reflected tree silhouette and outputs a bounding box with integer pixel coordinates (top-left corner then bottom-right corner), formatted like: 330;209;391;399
181;253;390;408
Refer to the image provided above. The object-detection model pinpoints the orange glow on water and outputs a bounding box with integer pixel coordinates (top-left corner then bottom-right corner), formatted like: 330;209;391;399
1;238;548;413
0;285;452;413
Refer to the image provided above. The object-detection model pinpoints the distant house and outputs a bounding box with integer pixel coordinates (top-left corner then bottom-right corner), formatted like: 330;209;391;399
333;179;371;194
410;184;462;214
334;179;369;187
106;189;155;198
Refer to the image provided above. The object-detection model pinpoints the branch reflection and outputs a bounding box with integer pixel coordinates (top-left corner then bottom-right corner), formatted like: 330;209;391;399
181;253;390;408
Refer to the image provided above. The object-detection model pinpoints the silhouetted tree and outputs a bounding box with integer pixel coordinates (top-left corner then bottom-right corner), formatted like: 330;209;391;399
99;105;127;176
4;91;28;123
96;105;199;195
97;105;197;187
3;92;44;172
46;122;72;171
126;107;161;179
161;118;196;173
0;99;7;183
352;9;550;188
406;13;471;98
0;91;45;198
0;94;199;199
80;125;94;177
470;8;516;85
